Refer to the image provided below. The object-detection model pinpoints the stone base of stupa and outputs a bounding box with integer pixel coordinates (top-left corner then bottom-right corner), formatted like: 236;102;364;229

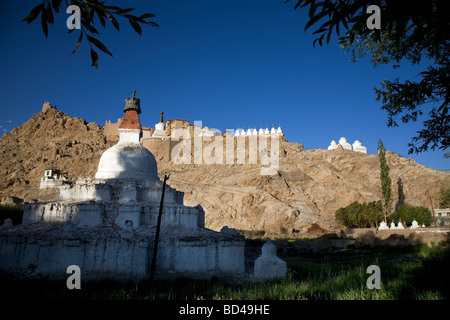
0;222;244;281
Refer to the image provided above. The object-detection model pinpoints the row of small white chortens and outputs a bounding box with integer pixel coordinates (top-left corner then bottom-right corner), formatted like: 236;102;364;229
235;125;283;136
378;220;425;231
328;137;367;154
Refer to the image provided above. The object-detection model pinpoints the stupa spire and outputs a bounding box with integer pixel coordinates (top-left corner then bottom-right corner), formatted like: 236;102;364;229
119;90;142;132
124;89;141;114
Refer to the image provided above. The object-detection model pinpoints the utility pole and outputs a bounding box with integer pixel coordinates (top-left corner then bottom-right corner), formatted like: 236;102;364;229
149;174;169;288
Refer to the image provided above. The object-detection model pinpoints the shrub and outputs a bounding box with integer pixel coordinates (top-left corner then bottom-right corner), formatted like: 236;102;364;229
389;204;432;226
335;201;383;228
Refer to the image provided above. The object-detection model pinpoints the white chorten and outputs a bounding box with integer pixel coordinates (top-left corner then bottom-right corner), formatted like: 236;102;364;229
258;127;264;135
152;111;166;139
254;242;287;279
328;140;338;150
95;91;158;180
352;140;367;154
277;125;283;135
338;137;352;150
410;219;419;229
378;221;389;230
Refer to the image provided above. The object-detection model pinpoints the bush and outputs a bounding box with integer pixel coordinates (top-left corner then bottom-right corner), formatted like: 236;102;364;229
335;201;383;228
389;204;432;227
0;204;23;225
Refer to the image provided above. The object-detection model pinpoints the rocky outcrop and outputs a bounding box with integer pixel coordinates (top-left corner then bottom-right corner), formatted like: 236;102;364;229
0;107;108;202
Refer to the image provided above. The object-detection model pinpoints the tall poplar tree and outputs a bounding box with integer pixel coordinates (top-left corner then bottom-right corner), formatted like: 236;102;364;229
378;138;392;222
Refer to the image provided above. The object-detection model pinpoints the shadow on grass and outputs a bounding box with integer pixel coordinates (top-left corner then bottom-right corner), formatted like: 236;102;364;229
0;244;448;300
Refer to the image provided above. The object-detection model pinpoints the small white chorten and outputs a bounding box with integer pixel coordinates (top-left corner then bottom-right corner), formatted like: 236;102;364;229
338;137;352;150
328;140;338;150
410;220;419;229
352;140;367;154
152;111;166;139
254;242;287;280
378;221;390;230
277;125;283;135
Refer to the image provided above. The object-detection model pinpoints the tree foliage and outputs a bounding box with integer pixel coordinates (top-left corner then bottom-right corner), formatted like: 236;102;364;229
378;138;392;220
285;0;450;153
23;0;159;68
335;201;383;228
389;204;432;226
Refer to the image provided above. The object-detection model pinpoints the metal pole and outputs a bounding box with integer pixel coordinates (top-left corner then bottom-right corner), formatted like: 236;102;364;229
149;174;169;288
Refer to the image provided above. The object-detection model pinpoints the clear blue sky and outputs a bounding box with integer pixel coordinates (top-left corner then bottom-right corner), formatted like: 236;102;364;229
0;0;448;171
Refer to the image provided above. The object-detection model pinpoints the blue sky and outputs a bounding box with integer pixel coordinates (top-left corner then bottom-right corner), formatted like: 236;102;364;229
0;0;448;171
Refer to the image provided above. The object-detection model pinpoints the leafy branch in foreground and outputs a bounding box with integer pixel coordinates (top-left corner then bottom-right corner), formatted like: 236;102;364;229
23;0;159;68
285;0;449;153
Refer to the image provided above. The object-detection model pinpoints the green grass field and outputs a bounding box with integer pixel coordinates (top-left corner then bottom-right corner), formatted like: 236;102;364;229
1;243;448;300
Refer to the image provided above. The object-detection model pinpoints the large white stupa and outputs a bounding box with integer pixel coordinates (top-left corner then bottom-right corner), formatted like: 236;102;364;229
95;91;158;180
0;92;245;280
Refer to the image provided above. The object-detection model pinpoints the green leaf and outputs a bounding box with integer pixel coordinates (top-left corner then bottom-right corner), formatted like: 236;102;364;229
92;5;107;28
140;13;156;19
22;3;43;23
129;19;142;35
104;5;121;11
46;2;54;26
87;35;112;56
81;19;99;34
72;32;83;54
51;0;61;13
90;48;99;69
106;13;120;31
115;8;135;15
41;6;48;37
304;10;331;31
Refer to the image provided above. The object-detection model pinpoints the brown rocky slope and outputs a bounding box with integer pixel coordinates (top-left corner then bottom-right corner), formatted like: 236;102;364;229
0;105;108;202
1;105;448;236
151;139;448;236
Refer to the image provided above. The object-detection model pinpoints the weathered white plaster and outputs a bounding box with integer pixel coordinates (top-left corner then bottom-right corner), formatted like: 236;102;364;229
95;143;158;180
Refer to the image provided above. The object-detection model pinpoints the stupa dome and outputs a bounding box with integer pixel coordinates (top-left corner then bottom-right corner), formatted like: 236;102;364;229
95;90;158;180
95;142;158;180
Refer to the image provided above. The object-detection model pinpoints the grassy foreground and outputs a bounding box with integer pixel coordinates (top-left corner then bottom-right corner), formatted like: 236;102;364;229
1;243;449;300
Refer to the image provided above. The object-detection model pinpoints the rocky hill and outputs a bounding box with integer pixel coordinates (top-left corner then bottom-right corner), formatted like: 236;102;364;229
150;139;448;236
1;105;448;236
0;104;108;203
